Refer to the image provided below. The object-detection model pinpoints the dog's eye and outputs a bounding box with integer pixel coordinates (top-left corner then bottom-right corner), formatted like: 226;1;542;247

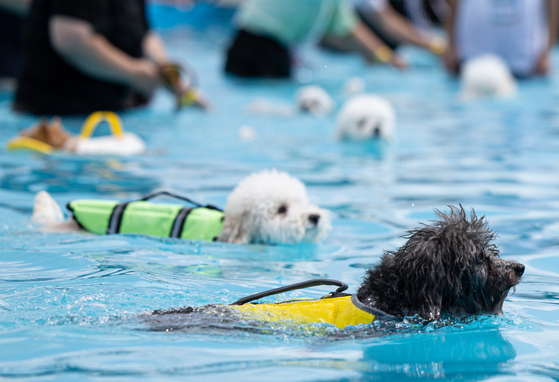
357;118;368;130
277;205;287;214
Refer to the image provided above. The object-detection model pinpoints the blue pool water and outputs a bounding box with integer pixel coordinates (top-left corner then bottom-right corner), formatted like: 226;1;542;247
2;4;559;381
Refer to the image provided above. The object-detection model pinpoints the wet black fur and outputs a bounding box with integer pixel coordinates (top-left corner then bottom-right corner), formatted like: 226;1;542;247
357;205;524;320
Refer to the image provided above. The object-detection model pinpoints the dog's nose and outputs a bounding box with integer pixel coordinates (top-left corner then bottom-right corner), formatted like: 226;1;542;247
308;214;320;225
373;125;381;138
300;101;317;112
513;263;525;276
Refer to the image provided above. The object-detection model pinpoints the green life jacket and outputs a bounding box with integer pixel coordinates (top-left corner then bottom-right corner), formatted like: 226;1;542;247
67;192;224;241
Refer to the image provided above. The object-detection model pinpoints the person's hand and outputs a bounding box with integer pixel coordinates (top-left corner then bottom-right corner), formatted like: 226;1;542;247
368;45;407;70
159;62;210;110
128;59;161;97
428;36;448;55
535;50;550;75
389;54;407;70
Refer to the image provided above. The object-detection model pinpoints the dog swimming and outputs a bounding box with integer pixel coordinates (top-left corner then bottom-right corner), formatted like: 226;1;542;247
460;54;517;100
149;205;524;330
30;169;330;245
245;85;335;117
336;94;396;141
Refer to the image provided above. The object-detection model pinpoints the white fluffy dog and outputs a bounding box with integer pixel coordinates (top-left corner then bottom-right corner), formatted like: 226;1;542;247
218;170;329;243
295;85;336;116
336;94;396;141
245;85;335;117
460;54;517;100
30;170;330;245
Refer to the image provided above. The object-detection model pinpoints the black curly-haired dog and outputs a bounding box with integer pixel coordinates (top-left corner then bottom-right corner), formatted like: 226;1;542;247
357;205;525;320
149;205;524;330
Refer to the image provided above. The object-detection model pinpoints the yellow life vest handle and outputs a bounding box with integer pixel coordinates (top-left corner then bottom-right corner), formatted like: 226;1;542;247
230;279;349;306
79;111;123;140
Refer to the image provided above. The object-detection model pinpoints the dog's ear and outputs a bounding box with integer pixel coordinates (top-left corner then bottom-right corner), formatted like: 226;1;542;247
359;246;447;321
389;227;454;320
217;212;254;244
397;248;446;321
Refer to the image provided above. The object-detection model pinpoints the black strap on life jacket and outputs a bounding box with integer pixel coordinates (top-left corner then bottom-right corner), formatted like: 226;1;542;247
141;191;222;211
230;279;349;306
106;191;223;235
169;207;193;238
106;202;130;234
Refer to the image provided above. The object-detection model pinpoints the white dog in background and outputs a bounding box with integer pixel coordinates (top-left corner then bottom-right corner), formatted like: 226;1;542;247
30;169;330;245
336;94;396;141
245;85;335;117
460;54;517;100
295;85;336;116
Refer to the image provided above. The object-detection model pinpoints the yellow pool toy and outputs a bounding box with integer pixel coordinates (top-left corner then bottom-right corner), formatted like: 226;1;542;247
7;111;124;154
6;136;54;154
78;111;123;140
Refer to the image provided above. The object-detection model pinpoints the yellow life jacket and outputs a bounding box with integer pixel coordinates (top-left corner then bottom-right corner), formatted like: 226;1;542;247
152;279;393;329
227;295;383;329
221;279;393;329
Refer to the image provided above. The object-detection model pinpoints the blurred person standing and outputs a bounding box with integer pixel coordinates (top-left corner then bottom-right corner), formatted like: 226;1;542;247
444;0;559;77
0;0;30;82
14;0;173;115
224;0;406;79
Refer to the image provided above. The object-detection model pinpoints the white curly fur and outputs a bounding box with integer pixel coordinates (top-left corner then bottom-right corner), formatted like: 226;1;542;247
31;170;330;244
295;85;335;116
218;170;330;244
460;54;517;100
30;191;80;232
336;94;396;141
30;191;65;225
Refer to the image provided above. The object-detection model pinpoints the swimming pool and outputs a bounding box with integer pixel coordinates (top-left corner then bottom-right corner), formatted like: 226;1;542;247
1;3;559;381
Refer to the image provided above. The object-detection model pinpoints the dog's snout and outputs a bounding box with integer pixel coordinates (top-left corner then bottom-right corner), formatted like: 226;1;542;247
373;125;381;138
308;214;320;225
301;101;317;112
513;263;525;276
